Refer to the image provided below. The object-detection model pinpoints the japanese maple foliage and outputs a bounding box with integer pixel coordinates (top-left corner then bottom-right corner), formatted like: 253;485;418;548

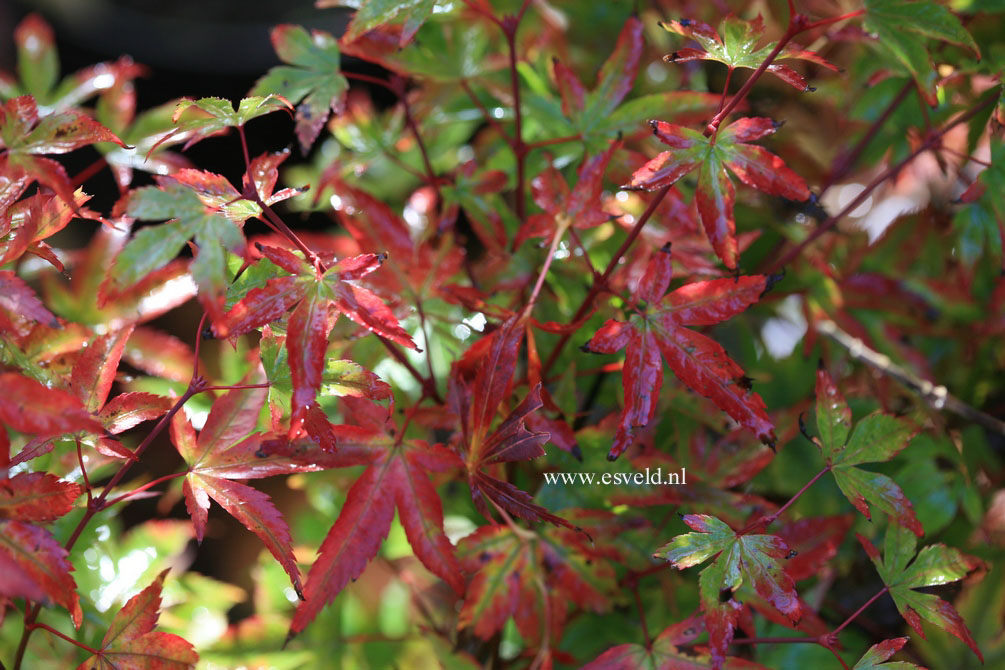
1;2;1003;670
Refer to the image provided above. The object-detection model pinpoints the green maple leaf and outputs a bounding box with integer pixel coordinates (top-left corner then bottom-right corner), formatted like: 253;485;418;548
660;15;838;91
655;514;799;667
859;523;983;662
322;0;438;46
150;95;292;154
251;25;348;153
813;368;924;535
108;177;248;322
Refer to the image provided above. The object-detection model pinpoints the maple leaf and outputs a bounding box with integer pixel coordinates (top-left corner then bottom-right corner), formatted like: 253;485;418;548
863;0;980;105
628;118;810;269
582;615;769;669
655;514;800;669
76;570;198;670
150;95;292;154
289;397;464;636
513;140;619;249
813;368;924;536
170;379;342;600
853;637;926;669
2;189;104;272
0;520;82;626
859;523;983;662
0;269;59;332
251;25;348;152
452;316;574;529
327;0;438;47
582;248;776;460
4;13;145;112
0;372;102;437
0;95;127;209
456;520;616;644
217;244;415;442
660;15;838;92
0;472;81;522
107;174;251;324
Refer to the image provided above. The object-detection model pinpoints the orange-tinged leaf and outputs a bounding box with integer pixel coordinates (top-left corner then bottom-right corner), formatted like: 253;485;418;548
70;325;134;412
0;372;102;437
0;472;81;522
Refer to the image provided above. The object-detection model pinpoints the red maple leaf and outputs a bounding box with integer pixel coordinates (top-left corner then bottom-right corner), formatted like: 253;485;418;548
75;570;198;670
583;247;776;459
513;140;620;249
171;380;343;600
289;397;464;636
628;118;810;269
451;316;574;529
0;95;127;210
216;243;416;443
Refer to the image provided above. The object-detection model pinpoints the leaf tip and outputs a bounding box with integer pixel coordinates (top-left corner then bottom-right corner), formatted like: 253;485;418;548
761;270;785;297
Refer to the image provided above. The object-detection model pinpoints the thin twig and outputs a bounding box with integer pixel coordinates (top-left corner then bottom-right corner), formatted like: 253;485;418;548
540;186;671;377
816;320;1005;435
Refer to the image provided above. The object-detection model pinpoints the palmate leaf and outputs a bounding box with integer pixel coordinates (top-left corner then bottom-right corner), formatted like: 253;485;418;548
540;16;720;146
452;315;574;529
583;248;776;460
76;570;198;670
109;175;251;323
217;244;414;443
859;523;982;661
171;380;343;600
629;118;810;269
251;25;348;152
289;398;463;636
660;15;838;92
655;514;799;669
513;140;619;249
853;638;925;669
864;0;980;104
813;368;924;535
456;520;617;645
149;95;292;154
582;615;769;669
